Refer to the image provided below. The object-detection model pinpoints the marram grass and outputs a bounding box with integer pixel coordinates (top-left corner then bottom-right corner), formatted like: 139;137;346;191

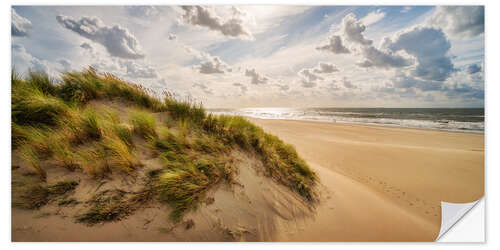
11;67;318;223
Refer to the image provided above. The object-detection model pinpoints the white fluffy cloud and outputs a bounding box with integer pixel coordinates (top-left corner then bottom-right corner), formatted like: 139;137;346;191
192;82;214;95
233;82;248;93
245;68;268;84
196;56;231;74
12;8;32;37
11;44;67;78
298;62;339;88
182;44;232;74
77;42;159;81
181;6;253;40
316;13;373;54
299;69;323;82
313;62;339;74
342;77;356;89
341;13;373;46
12;44;49;72
316;35;350;54
56;15;145;59
120;60;158;78
428;6;484;39
298;69;322;88
387;26;454;81
360;10;386;26
357;46;414;69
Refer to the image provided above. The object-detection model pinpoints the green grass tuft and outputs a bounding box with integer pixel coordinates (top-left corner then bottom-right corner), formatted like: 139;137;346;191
101;135;138;173
80;108;103;139
129;109;157;139
164;94;205;122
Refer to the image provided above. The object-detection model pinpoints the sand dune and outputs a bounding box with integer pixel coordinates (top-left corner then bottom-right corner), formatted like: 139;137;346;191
11;117;484;241
250;118;484;241
12;150;315;242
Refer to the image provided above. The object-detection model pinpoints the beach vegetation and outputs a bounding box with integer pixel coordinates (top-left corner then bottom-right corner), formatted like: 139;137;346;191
11;67;318;223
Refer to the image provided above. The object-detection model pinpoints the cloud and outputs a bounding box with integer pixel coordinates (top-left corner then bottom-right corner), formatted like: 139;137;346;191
119;60;158;78
80;42;93;50
245;68;268;84
357;46;414;69
316;35;350;54
443;83;484;100
196;56;231;74
12;44;52;75
12;8;32;37
316;13;372;55
233;82;248;93
341;13;373;46
57;59;72;71
192;82;214;95
299;69;323;82
300;80;316;88
298;68;323;88
387;26;454;81
313;62;339;74
168;33;177;40
381;34;465;97
342;77;356;89
275;83;290;91
183;45;211;60
125;6;160;19
325;81;341;92
391;73;441;91
181;42;232;74
78;42;159;80
360;10;386;26
56;15;145;59
181;6;253;40
298;62;338;88
467;64;482;74
428;6;484;39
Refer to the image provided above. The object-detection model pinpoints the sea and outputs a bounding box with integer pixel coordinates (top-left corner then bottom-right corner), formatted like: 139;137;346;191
208;107;485;133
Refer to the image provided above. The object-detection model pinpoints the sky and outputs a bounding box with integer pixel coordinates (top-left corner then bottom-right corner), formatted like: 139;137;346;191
11;5;484;108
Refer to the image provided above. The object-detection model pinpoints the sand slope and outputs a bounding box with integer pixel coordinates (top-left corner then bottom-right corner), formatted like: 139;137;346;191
11;117;484;241
11;150;314;242
250;118;484;241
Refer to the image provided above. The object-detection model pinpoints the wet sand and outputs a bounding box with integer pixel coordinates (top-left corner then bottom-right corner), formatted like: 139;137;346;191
250;118;484;241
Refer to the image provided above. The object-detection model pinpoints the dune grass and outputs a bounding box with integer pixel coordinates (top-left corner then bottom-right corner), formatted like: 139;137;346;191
12;67;318;223
129;109;157;138
76;189;134;225
12;180;78;209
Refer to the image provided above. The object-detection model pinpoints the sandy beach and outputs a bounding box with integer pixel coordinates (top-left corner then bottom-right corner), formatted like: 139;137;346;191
250;118;484;241
11;115;484;242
